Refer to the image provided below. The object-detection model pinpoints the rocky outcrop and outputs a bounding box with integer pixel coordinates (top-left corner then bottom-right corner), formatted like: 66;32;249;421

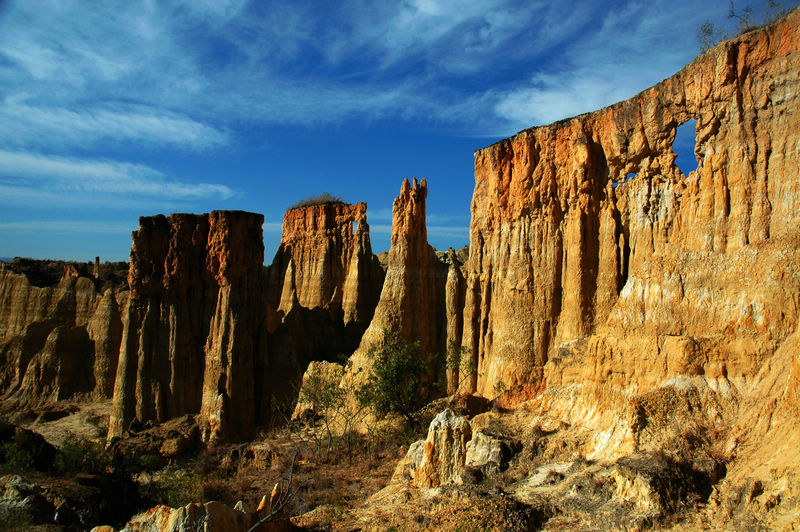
268;202;384;346
414;409;472;488
461;9;800;397
346;179;449;384
263;201;385;423
109;211;268;443
115;497;291;532
110;414;200;463
265;201;385;381
397;408;515;488
119;502;249;532
88;290;124;398
444;249;466;394
465;431;516;475
18;325;94;401
0;265;125;402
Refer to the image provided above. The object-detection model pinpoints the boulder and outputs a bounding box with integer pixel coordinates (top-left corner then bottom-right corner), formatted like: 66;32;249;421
465;431;517;476
414;409;472;488
0;474;54;526
391;439;425;483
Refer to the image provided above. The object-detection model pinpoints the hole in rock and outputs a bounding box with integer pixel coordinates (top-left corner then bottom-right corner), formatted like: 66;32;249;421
352;221;358;235
673;119;698;176
613;173;637;188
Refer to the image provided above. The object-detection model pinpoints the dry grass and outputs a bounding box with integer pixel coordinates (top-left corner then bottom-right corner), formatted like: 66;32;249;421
146;422;409;520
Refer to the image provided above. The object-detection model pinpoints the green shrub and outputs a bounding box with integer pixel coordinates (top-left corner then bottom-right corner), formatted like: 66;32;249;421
156;472;203;508
0;441;34;471
54;435;110;476
356;330;437;430
136;453;163;471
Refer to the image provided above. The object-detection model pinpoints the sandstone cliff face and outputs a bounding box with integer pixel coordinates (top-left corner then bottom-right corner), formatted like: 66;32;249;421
462;10;800;397
0;266;124;402
347;179;449;382
267;202;384;351
108;203;387;443
438;12;800;527
109;211;268;442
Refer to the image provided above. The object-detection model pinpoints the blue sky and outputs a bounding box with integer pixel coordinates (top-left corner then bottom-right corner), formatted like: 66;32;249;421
0;0;781;262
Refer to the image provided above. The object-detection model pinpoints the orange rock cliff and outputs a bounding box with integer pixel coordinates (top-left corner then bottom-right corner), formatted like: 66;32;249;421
345;178;450;383
0;263;126;402
363;15;800;527
459;10;800;397
0;10;795;471
267;201;384;351
109;211;268;442
105;202;387;442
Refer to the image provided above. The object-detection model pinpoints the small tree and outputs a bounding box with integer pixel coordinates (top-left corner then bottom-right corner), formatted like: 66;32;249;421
697;1;792;51
728;0;755;33
298;368;345;459
356;330;436;430
445;342;477;395
697;21;724;52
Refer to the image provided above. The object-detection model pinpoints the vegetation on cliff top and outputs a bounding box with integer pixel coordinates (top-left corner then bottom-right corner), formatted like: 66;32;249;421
2;257;129;290
697;0;793;51
288;192;345;210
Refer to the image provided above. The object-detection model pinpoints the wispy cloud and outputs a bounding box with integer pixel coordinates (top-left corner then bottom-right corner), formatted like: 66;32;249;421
0;0;737;143
492;1;728;128
367;223;468;239
0;220;135;234
263;222;283;234
0;98;229;150
0;150;235;208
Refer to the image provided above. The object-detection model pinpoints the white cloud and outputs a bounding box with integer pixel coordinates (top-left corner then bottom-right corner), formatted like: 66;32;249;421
0;97;228;150
0;0;754;146
365;223;468;240
0;0;594;142
494;72;642;129
492;1;729;128
0;150;235;208
428;225;470;239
